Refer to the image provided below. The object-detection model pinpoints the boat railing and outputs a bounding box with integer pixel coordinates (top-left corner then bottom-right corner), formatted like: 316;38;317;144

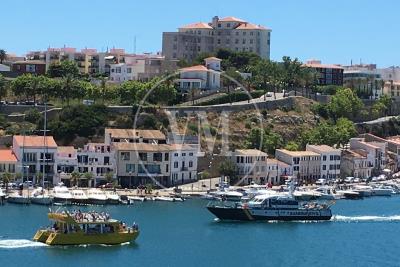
207;200;241;209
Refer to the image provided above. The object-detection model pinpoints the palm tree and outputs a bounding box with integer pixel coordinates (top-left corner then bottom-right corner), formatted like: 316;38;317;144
0;74;7;104
70;171;81;187
105;172;113;184
0;49;6;64
83;172;94;188
2;172;13;193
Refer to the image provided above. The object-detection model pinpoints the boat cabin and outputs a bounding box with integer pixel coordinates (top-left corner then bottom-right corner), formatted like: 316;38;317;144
247;194;299;209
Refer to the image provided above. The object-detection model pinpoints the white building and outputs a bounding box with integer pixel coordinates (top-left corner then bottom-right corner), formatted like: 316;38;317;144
306;145;341;180
170;144;198;185
177;57;221;91
275;149;321;183
77;143;116;186
55;146;78;185
349;138;386;172
341;149;372;179
12;135;58;184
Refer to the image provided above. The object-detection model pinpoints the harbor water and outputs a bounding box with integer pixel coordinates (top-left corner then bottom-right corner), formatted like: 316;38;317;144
1;197;400;267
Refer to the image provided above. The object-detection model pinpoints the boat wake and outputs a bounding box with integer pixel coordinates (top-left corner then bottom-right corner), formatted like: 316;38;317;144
0;239;48;249
332;215;400;222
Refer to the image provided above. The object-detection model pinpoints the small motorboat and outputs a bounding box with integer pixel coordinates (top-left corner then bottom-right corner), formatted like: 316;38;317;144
128;196;146;202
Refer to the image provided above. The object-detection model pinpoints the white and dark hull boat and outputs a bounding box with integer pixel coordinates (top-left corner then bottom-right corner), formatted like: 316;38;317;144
371;188;392;196
86;189;108;205
154;196;184;202
53;186;73;205
207;193;333;222
7;195;31;205
70;190;89;205
31;195;53;205
105;192;120;205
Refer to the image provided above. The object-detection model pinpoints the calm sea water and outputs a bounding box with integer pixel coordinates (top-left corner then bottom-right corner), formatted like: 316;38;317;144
1;197;400;267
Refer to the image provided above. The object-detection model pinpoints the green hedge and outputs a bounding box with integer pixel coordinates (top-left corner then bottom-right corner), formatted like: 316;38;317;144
198;90;265;106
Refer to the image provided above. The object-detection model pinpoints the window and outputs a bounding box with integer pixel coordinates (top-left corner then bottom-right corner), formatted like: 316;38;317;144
139;153;147;161
23;153;36;162
138;164;161;174
182;153;186;156
189;153;193;156
218;23;221;28
235;39;239;44
227;23;231;27
189;161;193;167
174;162;178;168
174;153;178;157
126;164;135;173
127;68;132;73
116;67;121;73
153;153;162;162
323;165;326;170
121;152;130;160
322;155;327;161
164;153;169;161
242;39;246;44
330;155;334;161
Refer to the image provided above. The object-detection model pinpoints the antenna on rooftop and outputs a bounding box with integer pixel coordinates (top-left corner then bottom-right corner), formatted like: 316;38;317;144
134;36;137;54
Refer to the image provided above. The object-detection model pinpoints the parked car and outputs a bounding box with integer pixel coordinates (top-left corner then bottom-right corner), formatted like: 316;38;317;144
266;92;273;97
353;178;361;183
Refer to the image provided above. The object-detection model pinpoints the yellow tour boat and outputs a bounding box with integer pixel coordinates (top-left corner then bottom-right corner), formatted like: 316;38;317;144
33;211;139;246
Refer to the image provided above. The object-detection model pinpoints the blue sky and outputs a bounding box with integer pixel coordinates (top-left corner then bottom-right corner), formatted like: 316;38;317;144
2;0;400;67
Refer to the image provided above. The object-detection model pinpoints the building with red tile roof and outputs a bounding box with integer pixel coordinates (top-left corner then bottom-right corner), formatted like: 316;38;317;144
162;16;271;62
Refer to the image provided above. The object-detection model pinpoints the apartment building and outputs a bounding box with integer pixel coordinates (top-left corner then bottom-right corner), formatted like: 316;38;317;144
104;128;167;145
162;16;271;62
177;57;221;91
11;60;46;75
342;64;382;99
384;81;400;100
77;143;115;187
0;149;17;175
55;146;78;185
170;144;198;185
341;149;372;179
306;145;341;180
230;149;292;185
109;54;178;83
349;138;386;173
303;60;344;86
275;149;321;183
12;135;57;184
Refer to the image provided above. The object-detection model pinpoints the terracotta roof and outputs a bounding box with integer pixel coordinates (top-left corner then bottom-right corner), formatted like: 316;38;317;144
276;149;320;157
303;63;343;70
179;65;208;72
57;146;76;153
114;143;174;152
234;149;268;156
204;57;222;61
13;135;57;148
235;23;269;30
219;16;246;23
0;149;17;162
180;22;213;29
13;60;46;65
306;145;340;153
105;129;166;140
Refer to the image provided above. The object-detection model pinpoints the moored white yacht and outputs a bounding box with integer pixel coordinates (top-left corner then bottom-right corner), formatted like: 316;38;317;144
53;185;73;205
86;188;108;205
105;190;120;204
7;192;31;204
70;188;89;205
30;187;53;205
313;187;342;200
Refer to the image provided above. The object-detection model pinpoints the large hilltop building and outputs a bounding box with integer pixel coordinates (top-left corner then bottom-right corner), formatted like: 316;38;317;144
162;16;271;62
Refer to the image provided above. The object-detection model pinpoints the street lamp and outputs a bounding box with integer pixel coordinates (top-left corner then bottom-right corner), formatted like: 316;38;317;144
129;171;132;190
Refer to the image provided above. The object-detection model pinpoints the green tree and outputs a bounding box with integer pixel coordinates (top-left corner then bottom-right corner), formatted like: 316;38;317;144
70;171;81;187
0;74;7;103
327;88;363;121
245;127;283;154
24;108;41;123
83;172;94;187
47;60;79;78
372;94;392;117
105;172;113;184
285;141;300;151
218;160;237;184
2;172;13;193
0;49;6;64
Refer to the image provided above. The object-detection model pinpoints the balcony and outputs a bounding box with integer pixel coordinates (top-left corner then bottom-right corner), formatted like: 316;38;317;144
181;167;188;171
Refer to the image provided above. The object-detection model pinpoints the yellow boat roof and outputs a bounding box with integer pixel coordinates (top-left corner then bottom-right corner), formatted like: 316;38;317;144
48;213;120;225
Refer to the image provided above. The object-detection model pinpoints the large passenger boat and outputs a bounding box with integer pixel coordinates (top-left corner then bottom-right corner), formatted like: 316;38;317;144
33;211;139;245
207;192;333;221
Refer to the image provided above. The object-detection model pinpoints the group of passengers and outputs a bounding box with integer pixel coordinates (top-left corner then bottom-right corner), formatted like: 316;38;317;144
67;210;111;222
